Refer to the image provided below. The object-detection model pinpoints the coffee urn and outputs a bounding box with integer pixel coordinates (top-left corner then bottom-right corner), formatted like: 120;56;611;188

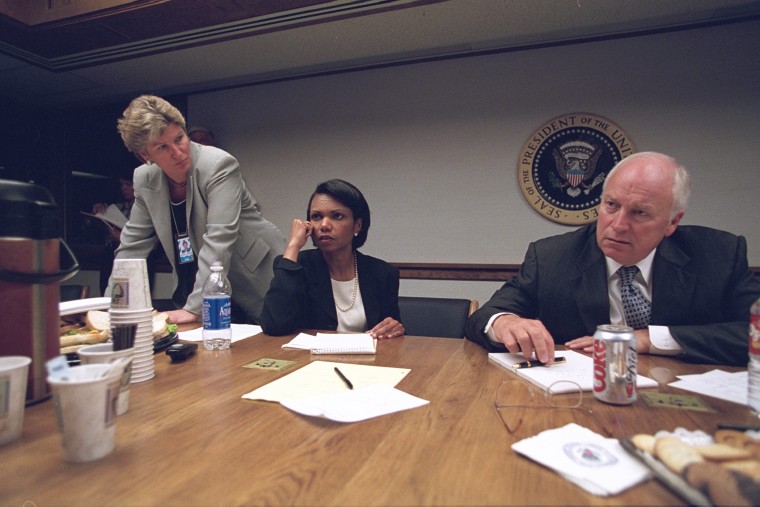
0;179;79;403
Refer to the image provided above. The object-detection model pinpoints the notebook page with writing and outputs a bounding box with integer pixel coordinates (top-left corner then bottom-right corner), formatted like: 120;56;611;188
488;350;657;393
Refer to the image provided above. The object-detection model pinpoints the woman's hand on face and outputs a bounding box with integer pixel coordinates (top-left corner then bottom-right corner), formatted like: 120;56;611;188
368;317;405;340
166;309;199;325
283;219;313;262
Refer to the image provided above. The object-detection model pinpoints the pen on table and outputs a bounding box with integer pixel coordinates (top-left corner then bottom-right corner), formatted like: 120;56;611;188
512;357;567;369
334;367;353;390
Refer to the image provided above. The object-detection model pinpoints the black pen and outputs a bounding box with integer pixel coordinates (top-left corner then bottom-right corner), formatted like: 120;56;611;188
334;367;353;389
512;357;567;369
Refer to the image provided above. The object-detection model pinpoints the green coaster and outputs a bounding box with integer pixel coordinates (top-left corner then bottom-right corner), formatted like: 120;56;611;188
244;357;296;371
640;392;715;412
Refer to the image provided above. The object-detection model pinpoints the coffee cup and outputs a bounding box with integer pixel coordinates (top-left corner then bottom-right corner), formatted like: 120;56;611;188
77;344;134;415
109;259;152;310
0;356;31;445
47;361;126;462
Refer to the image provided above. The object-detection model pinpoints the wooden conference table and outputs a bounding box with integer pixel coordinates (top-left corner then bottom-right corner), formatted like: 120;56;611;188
2;330;754;506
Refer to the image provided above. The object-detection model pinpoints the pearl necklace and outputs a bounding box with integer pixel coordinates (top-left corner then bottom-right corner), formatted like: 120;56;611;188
334;253;359;312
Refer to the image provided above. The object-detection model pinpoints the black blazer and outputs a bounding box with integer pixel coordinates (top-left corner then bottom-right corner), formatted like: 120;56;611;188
465;223;760;366
259;249;401;336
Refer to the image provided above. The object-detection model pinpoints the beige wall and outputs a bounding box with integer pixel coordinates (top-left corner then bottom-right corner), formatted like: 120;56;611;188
170;20;759;305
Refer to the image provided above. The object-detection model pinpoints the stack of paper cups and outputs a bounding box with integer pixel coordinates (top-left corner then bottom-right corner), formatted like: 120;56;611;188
108;259;154;382
109;309;154;382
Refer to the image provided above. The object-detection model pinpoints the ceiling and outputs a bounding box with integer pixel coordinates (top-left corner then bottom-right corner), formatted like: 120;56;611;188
1;0;759;109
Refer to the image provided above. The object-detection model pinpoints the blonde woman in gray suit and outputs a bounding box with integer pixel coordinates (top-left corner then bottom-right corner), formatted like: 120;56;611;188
111;95;285;324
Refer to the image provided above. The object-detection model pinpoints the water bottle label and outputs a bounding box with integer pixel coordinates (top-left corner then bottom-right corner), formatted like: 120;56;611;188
751;314;760;355
203;297;232;330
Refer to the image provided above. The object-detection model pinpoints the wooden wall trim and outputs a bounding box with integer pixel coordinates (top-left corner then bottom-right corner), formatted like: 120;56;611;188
71;245;760;284
392;261;760;284
393;262;520;282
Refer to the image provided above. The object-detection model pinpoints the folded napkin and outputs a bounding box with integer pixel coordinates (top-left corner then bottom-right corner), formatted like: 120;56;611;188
511;423;651;496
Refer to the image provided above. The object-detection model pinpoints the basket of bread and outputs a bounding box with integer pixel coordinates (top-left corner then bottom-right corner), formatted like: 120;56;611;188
622;428;760;505
60;310;177;360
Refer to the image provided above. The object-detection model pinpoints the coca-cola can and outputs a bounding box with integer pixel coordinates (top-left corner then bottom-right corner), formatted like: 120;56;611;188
592;324;637;405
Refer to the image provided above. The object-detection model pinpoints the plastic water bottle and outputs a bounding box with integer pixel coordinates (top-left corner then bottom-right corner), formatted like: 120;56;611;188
202;262;232;350
748;297;760;415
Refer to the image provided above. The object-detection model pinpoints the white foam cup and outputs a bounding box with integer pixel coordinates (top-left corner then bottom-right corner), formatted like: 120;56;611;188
47;361;126;462
0;356;32;445
77;344;134;415
109;259;152;310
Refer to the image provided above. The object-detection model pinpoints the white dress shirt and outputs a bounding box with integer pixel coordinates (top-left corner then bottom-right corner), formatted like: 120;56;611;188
486;248;683;355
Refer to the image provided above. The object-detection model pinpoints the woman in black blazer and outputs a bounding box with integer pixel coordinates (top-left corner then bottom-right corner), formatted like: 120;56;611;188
260;179;404;338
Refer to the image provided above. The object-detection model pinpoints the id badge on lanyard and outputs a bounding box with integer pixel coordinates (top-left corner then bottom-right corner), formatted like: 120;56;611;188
176;236;195;264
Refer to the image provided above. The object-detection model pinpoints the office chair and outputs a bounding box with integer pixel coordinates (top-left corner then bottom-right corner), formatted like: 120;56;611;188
398;296;478;338
60;284;90;302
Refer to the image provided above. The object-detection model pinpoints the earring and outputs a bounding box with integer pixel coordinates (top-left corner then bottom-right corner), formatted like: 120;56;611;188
354;233;358;236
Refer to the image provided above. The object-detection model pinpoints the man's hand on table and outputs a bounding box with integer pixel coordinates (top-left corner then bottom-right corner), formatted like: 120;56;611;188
492;314;555;363
565;328;652;354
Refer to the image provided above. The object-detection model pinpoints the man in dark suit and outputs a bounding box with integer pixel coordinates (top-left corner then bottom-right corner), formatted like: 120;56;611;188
465;152;760;366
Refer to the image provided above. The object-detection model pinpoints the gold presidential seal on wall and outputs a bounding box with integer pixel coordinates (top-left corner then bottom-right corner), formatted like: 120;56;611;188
518;113;635;225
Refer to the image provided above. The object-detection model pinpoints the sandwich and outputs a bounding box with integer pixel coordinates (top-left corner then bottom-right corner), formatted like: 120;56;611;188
59;310;178;354
59;310;109;354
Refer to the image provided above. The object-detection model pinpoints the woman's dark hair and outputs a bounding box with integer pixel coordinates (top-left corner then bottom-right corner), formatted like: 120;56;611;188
307;179;370;249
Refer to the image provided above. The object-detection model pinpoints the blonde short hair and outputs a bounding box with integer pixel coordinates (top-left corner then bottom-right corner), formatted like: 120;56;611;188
117;95;186;154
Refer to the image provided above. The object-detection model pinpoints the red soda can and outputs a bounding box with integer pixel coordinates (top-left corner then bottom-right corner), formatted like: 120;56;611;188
592;324;637;405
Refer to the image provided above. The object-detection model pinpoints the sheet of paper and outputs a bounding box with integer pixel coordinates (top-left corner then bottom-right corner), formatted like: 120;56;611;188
81;204;128;229
669;369;747;405
242;360;410;402
59;297;110;316
488;350;657;393
281;384;429;422
179;324;262;343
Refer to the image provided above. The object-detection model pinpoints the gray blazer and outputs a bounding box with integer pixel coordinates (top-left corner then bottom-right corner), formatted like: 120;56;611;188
113;142;285;320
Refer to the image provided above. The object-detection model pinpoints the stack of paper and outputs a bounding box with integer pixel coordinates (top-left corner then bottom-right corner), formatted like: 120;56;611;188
179;324;262;343
242;360;426;422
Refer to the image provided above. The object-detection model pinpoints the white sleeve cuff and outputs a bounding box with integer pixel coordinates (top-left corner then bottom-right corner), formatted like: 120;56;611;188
648;325;683;355
485;312;510;345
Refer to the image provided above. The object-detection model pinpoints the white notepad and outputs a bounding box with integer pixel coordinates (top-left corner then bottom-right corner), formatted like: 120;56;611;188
488;350;657;393
282;333;377;355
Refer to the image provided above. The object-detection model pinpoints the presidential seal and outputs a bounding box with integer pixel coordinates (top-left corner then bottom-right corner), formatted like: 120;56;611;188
518;113;635;225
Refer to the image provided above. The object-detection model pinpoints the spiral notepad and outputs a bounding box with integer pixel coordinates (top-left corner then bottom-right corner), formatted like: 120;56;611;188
282;333;377;355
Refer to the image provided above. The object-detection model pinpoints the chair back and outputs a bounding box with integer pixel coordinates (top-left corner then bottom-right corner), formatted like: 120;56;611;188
398;296;478;338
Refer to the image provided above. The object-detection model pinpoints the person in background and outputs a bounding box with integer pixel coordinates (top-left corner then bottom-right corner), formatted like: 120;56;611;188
260;179;404;339
91;170;135;294
188;126;216;147
465;151;760;366
111;95;286;324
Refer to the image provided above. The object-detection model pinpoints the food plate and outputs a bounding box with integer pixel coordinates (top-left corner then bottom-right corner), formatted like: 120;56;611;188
153;332;178;354
620;437;712;505
59;297;110;316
